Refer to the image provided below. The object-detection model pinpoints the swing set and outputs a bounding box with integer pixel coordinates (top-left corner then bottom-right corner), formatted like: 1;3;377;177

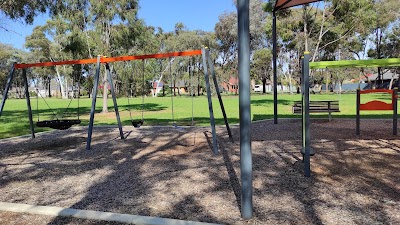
0;47;233;152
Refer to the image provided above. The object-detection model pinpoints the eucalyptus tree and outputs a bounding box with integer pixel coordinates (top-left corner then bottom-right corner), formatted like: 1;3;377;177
365;0;399;85
264;0;382;92
0;43;27;96
88;0;139;112
25;26;58;97
215;0;268;94
0;0;57;25
251;48;272;93
163;25;216;96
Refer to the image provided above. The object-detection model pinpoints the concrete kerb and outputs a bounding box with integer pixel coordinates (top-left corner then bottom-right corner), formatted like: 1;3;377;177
0;202;223;225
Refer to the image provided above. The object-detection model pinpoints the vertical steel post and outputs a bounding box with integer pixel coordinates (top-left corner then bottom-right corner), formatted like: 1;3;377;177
190;60;194;126
86;56;101;151
301;57;305;158
201;47;218;155
238;0;253;219
393;88;397;135
356;89;360;135
303;52;311;177
0;63;16;117
205;48;233;142
22;68;35;138
106;63;124;140
273;12;278;124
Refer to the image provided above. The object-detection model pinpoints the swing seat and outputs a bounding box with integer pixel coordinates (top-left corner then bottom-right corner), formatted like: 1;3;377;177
131;120;144;128
36;119;81;130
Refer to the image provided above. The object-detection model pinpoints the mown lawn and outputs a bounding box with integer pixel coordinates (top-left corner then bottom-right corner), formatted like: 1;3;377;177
0;92;396;138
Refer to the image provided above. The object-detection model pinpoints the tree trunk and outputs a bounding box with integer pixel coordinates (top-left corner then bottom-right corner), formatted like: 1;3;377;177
288;72;293;95
51;58;67;99
173;80;176;96
48;78;51;97
262;77;266;94
235;75;238;95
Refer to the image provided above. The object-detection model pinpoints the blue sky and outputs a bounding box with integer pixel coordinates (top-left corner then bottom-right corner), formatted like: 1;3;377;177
0;0;236;51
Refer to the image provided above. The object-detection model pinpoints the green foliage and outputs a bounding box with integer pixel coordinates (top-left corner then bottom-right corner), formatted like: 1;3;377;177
0;0;52;24
251;48;272;83
0;43;29;93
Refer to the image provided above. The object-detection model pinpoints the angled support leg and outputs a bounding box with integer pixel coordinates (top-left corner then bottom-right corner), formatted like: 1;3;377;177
22;68;35;138
205;48;233;142
202;47;218;155
0;63;16;117
106;63;124;139
86;56;101;151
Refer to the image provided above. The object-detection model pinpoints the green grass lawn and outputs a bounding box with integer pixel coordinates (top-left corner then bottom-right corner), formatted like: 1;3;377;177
0;92;397;139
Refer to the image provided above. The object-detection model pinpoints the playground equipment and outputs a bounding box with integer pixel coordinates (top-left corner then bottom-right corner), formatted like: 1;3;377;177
300;56;400;178
356;88;398;135
0;48;232;153
33;75;82;130
127;60;145;128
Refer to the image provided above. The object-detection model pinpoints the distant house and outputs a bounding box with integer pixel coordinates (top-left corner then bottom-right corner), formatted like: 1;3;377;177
168;80;189;94
221;76;239;94
360;72;399;89
151;80;163;97
151;80;190;96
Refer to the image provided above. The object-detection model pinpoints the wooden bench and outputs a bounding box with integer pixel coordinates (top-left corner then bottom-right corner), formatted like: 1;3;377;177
292;100;340;121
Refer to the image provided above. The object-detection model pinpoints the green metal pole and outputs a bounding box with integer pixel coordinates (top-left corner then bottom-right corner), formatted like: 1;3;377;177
238;0;253;219
301;57;305;157
273;11;278;124
356;89;360;135
303;52;311;177
393;88;397;135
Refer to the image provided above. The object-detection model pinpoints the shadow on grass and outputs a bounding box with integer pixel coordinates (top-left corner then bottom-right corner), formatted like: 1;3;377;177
251;98;294;106
253;113;396;121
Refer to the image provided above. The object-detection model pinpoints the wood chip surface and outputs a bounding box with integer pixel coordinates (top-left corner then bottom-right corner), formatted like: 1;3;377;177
0;119;399;224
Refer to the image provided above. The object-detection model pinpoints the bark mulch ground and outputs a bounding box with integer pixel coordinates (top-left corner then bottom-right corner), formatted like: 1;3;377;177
0;119;399;225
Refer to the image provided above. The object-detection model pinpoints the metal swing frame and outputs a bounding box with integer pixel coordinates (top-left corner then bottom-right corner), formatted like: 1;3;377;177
0;49;232;153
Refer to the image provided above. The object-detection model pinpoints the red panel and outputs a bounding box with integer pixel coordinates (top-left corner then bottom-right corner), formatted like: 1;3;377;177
360;100;393;110
360;89;393;94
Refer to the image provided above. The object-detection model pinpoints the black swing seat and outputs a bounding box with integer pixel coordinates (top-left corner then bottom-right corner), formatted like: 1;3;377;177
131;120;144;128
36;119;81;130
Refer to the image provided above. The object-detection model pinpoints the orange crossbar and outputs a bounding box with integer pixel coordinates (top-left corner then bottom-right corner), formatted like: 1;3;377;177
15;58;98;69
14;49;202;69
102;50;202;63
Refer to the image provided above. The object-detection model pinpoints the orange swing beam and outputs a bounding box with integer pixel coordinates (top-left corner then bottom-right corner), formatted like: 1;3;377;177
14;49;203;69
